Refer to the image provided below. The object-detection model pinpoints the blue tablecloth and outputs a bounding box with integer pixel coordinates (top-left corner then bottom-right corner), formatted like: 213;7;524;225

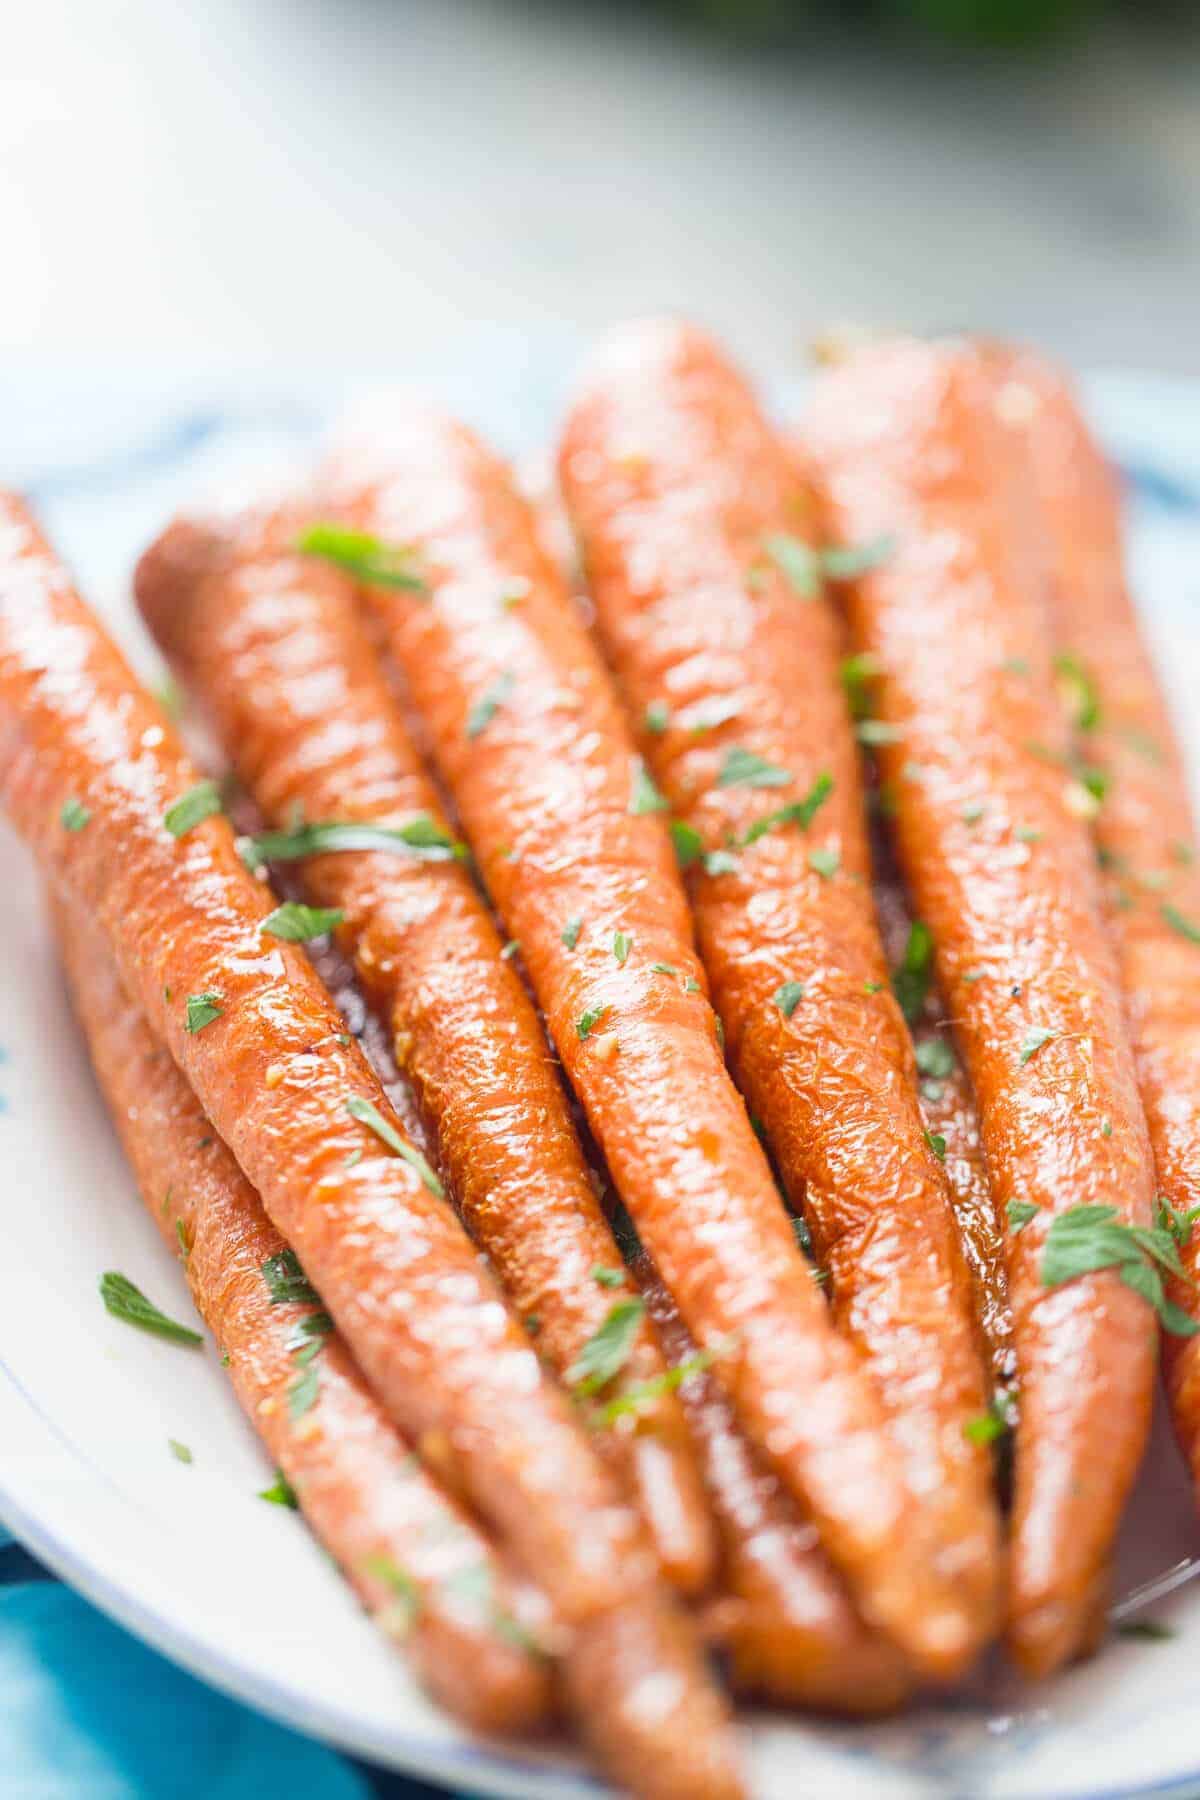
0;1531;449;1800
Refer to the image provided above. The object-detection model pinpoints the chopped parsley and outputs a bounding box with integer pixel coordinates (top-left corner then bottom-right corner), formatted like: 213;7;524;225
892;920;934;1025
184;992;223;1034
288;1360;321;1420
1157;1196;1200;1250
772;981;805;1018
864;978;883;995
240;816;462;869
345;1094;445;1197
669;819;703;867
650;961;678;976
1042;1204;1199;1335
1117;1619;1174;1642
60;797;90;832
612;930;632;967
628;760;668;815
962;801;986;825
703;848;739;876
1019;1027;1055;1066
261;902;345;942
168;1439;193;1464
295;523;428;593
1162;903;1200;946
466;669;515;740
963;1386;1018;1446
1007;1199;1040;1234
807;845;840;880
1054;652;1101;732
915;1037;955;1079
576;1004;609;1040
855;719;903;747
362;1554;421;1633
820;535;895;580
762;532;820;598
644;700;670;734
839;651;883;721
740;771;833;845
562;915;583;949
262;1250;321;1307
99;1273;203;1346
591;1264;626;1289
924;1129;947;1161
718;746;791;790
164;779;222;838
595;1339;728;1425
496;939;520;963
568;1297;646;1395
259;1470;299;1509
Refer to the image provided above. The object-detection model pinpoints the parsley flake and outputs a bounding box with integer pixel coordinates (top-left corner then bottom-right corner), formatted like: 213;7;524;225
60;797;90;832
562;915;583;949
773;981;805;1018
295;523;428;593
1163;903;1200;946
99;1273;203;1346
839;651;883;720
262;1250;321;1307
669;819;703;866
185;992;223;1034
345;1094;445;1197
1042;1204;1199;1335
612;931;632;967
466;670;515;740
892;920;934;1025
629;760;668;815
164;779;222;838
568;1297;646;1395
591;1264;626;1289
1019;1027;1055;1066
577;1004;609;1040
807;845;840;880
718;746;791;790
1054;652;1101;732
740;771;833;846
168;1438;193;1464
260;1470;299;1509
1007;1200;1040;1234
644;700;670;734
240;816;462;869
762;532;820;597
924;1129;947;1161
261;902;345;942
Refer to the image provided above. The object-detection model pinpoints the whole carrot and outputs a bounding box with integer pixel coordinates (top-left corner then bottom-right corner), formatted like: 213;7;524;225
984;346;1200;1487
0;492;743;1800
558;320;1001;1673
804;339;1161;1678
135;506;715;1598
54;898;553;1735
318;405;977;1678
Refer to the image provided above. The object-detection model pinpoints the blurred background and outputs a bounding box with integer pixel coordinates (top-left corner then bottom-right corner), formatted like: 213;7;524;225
2;0;1198;381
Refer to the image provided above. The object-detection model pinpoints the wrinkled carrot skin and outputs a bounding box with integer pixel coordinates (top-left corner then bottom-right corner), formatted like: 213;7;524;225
635;1261;912;1712
0;494;743;1800
559;321;1000;1674
135;512;716;1600
984;347;1200;1486
804;340;1160;1678
322;410;970;1680
872;851;1014;1386
53;900;553;1735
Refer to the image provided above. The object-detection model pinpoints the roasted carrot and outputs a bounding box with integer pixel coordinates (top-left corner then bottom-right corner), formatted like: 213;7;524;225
135;507;716;1598
803;339;1160;1678
633;1258;912;1711
54;897;553;1734
318;405;977;1679
983;346;1200;1486
558;320;1001;1672
0;492;743;1800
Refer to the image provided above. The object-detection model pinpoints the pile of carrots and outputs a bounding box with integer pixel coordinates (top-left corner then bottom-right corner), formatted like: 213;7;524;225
1;324;1197;1800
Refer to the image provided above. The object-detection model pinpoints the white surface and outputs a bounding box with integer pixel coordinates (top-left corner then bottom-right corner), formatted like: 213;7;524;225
0;369;1199;1797
0;2;1199;376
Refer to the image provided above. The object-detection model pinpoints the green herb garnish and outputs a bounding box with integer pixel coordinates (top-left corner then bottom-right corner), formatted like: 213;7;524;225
363;1554;421;1634
262;1250;321;1307
595;1340;729;1425
260;1470;299;1509
184;992;223;1034
1054;652;1101;732
345;1094;444;1197
1162;903;1200;946
1019;1027;1055;1066
820;535;895;580
99;1273;203;1346
562;915;583;949
288;1361;320;1420
669;819;703;866
839;651;883;720
892;920;934;1025
576;1004;609;1040
296;523;428;592
856;719;903;747
612;931;632;967
762;532;820;598
591;1265;626;1289
773;981;805;1018
644;700;670;734
964;1386;1018;1446
718;746;791;790
915;1037;955;1079
924;1129;947;1161
261;902;345;942
1042;1204;1199;1335
168;1438;193;1464
740;771;833;846
164;779;222;838
1008;1199;1040;1234
629;760;668;815
807;845;840;880
241;816;462;869
60;797;90;832
568;1297;646;1395
466;670;515;740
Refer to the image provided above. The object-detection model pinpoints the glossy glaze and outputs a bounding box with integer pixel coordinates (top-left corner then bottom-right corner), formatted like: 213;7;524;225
558;320;1001;1677
986;347;1200;1494
54;900;552;1734
637;1260;912;1712
0;493;742;1800
135;510;715;1599
322;408;974;1680
804;341;1159;1678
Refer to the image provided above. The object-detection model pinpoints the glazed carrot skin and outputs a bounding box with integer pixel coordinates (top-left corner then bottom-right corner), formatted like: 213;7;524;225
0;494;743;1800
135;510;716;1600
872;852;1014;1387
559;320;1001;1672
634;1261;912;1713
804;340;1160;1678
985;347;1200;1486
54;900;553;1735
321;408;974;1680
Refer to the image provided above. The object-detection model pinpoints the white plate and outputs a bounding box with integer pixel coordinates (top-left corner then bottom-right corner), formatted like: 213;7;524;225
2;357;1200;1799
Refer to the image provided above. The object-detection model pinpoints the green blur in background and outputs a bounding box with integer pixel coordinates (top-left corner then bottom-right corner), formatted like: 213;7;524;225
628;0;1178;49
